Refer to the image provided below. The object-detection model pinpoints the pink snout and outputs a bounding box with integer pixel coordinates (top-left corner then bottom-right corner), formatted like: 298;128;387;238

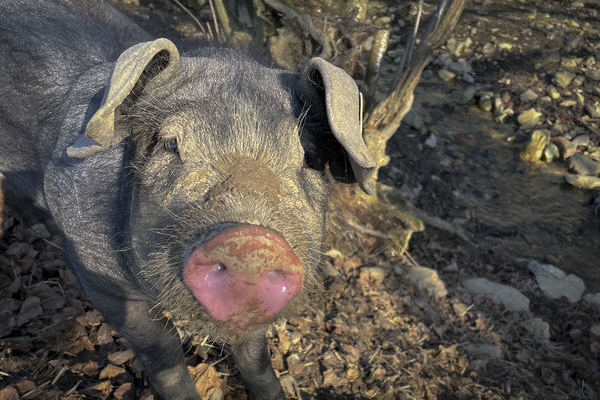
183;225;302;331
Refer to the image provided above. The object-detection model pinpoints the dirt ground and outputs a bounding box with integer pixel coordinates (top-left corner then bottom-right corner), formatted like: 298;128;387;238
1;0;600;399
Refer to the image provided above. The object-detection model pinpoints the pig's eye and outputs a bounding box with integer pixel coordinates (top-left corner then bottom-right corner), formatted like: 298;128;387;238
163;138;178;154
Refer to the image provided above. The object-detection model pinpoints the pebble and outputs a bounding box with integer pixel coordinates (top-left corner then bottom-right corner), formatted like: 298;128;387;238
438;69;456;82
520;89;538;102
555;71;575;88
543;143;560;162
527;260;585;302
586;101;600;118
463;277;530;312
568;153;600;175
462;73;474;84
521;130;549;162
447;59;472;74
553;137;578;159
478;92;493;112
498;42;513;51
424;134;438;148
463;87;477;102
583;293;600;307
571;134;590;147
591;325;600;340
559;99;577;107
548;86;561;99
517;108;542;128
400;265;448;298
523;318;551;343
565;173;600;189
587;69;600;81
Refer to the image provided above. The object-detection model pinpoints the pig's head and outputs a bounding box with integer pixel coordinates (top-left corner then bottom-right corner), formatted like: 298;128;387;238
67;39;375;341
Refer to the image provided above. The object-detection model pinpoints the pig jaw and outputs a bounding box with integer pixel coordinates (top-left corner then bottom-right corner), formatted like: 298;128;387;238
183;225;303;332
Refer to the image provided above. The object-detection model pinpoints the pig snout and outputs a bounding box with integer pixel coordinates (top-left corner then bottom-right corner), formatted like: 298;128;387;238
183;225;303;331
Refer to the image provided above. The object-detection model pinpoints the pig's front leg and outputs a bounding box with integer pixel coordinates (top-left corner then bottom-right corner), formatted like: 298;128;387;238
85;288;199;400
232;329;285;400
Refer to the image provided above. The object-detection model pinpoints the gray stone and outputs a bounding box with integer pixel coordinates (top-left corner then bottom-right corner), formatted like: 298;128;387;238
463;278;530;312
462;73;474;84
571;134;590;147
401;265;448;298
447;59;472;74
523;318;551;343
583;293;600;307
591;325;600;339
463;343;502;359
568;153;600;175
586;101;600;118
520;89;538;102
463;87;477;102
555;71;575;88
517;108;542;128
424;134;438;148
543;143;560;162
565;173;600;189
527;261;585;302
587;69;600;81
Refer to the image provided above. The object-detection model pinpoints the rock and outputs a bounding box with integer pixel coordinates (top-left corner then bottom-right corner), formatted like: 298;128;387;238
591;325;600;340
587;69;600;81
463;343;502;359
521;130;549;162
565;173;600;189
548;86;560;99
424;134;438;148
463;87;477;102
584;293;600;307
443;260;459;272
438;69;456;82
559;99;577;107
498;42;513;51
447;59;472;74
520;89;538;102
527;260;585;302
553;137;578;159
462;73;474;84
401;265;448;298
568;153;600;175
585;56;596;67
463;278;530;312
16;296;42;326
517;108;542;128
586;101;600;118
29;223;51;238
523;318;551;343
478;92;493;112
555;71;575;88
446;37;472;57
571;134;590;147
543;143;560;162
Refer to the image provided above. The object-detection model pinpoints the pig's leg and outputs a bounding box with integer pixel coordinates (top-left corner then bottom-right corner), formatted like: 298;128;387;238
84;288;199;400
232;330;285;400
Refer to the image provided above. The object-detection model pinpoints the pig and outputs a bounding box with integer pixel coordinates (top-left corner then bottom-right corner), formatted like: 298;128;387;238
0;0;376;398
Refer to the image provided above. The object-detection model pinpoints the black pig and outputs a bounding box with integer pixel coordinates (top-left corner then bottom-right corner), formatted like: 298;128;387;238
0;1;375;398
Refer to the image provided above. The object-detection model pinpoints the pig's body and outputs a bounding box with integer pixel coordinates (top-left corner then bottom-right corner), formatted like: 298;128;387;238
0;1;375;399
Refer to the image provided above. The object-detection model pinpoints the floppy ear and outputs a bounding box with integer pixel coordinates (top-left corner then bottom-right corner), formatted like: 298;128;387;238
67;38;180;158
300;57;377;194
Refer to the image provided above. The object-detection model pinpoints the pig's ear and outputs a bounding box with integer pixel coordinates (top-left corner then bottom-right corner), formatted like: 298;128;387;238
67;38;180;158
300;57;377;194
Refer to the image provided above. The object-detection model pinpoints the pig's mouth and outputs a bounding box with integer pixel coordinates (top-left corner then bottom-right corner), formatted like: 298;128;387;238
183;224;303;332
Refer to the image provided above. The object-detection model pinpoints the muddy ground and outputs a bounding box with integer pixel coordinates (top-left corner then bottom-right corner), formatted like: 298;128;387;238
1;0;600;399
